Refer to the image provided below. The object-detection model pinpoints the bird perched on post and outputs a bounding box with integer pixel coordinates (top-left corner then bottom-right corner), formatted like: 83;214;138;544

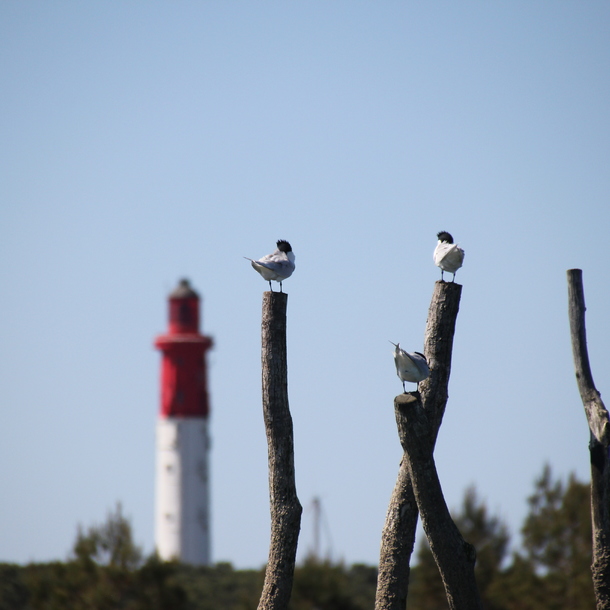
433;231;465;282
245;240;295;292
390;342;430;392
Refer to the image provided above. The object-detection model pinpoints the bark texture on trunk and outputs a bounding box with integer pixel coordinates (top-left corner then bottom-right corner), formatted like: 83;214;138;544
258;292;302;610
567;269;610;610
375;458;418;609
395;393;482;610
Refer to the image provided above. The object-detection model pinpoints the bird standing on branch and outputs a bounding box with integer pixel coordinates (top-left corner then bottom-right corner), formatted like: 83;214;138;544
390;342;430;392
433;231;464;282
245;240;295;292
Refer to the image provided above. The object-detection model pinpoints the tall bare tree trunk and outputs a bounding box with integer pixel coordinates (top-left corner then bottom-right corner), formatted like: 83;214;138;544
258;292;302;610
376;281;463;609
567;269;610;610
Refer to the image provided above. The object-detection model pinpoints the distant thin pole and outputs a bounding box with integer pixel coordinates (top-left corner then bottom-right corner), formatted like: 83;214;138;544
312;497;321;562
257;292;302;610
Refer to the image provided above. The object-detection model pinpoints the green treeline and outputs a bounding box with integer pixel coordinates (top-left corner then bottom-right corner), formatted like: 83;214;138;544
407;465;594;610
0;466;594;610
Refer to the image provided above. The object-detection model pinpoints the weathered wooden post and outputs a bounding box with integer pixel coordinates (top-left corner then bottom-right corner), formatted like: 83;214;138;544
376;280;467;609
257;291;302;610
567;269;610;610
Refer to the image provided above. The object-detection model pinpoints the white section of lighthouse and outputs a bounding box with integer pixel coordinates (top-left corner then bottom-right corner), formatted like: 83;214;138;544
154;279;213;565
155;418;211;564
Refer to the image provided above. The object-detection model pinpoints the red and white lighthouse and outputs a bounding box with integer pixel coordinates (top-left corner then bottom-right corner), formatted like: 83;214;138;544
154;279;213;565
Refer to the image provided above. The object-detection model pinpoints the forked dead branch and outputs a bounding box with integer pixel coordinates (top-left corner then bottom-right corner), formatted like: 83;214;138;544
376;280;482;610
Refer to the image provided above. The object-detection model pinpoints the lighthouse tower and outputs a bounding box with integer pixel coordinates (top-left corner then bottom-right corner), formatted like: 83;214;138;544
154;279;213;565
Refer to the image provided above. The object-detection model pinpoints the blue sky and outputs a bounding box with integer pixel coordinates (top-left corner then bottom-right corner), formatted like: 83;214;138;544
1;2;609;568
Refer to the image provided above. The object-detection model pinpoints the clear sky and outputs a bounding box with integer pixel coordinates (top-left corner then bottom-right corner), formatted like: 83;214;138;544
1;1;609;569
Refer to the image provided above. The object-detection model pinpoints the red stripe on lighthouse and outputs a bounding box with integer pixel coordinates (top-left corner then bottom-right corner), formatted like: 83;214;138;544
154;279;213;418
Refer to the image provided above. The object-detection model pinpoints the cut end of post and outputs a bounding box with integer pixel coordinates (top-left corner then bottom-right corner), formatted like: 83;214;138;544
433;279;463;305
395;392;420;406
435;279;463;291
263;290;289;297
262;290;289;312
567;268;583;281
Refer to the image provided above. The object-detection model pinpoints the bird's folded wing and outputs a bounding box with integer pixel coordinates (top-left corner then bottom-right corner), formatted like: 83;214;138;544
434;243;455;264
447;244;464;264
403;352;417;367
254;259;285;271
396;352;416;370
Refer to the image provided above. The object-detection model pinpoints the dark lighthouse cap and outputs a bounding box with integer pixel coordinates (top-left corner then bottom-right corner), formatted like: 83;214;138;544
170;278;199;299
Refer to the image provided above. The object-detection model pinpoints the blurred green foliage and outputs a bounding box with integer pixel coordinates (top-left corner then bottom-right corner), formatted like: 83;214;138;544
0;466;594;610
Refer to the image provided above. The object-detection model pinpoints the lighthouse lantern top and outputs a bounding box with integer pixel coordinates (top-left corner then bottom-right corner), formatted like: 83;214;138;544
170;278;199;300
168;278;200;334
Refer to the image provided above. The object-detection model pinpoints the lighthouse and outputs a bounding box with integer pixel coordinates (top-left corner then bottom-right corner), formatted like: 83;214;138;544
154;279;213;565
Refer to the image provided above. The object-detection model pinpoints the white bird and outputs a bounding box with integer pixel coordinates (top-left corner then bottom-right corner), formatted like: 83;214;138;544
390;342;430;392
245;240;295;292
433;231;465;282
